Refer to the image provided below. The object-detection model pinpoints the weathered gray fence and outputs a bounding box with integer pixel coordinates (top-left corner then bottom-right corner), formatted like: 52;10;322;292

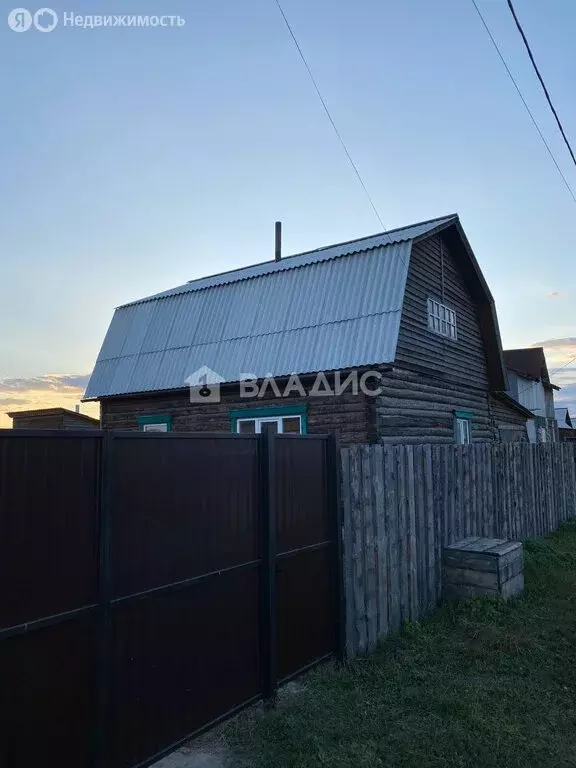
341;443;576;656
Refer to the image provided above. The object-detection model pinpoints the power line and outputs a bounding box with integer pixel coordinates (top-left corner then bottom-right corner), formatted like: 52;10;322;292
514;351;576;399
506;0;576;169
470;0;576;204
272;0;389;233
550;353;576;378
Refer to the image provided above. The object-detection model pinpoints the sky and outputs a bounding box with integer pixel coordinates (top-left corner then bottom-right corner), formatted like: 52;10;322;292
1;0;575;427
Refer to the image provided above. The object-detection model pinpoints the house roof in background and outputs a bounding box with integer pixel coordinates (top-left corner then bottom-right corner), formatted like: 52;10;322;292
503;347;559;389
84;214;504;400
491;391;535;420
555;407;573;429
7;407;99;424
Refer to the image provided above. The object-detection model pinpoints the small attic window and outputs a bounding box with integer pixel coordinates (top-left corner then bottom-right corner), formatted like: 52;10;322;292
427;298;457;340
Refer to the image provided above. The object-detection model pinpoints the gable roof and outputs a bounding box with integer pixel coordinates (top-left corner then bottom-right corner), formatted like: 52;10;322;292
503;347;559;390
555;408;573;429
84;214;504;400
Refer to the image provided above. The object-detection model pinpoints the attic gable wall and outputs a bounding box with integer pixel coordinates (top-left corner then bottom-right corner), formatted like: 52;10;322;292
394;233;490;390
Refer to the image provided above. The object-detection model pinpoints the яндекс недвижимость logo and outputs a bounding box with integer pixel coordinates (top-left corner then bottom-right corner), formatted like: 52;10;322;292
8;7;58;31
7;8;185;31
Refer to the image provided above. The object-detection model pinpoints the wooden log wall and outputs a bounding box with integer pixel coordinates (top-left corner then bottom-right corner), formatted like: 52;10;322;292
341;443;576;656
375;367;529;444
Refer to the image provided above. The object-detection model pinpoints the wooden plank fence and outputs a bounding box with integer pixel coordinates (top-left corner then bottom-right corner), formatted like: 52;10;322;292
341;443;576;656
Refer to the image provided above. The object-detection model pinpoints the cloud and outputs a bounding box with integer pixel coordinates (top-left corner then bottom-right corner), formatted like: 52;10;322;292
547;291;563;298
533;337;576;350
0;373;98;428
531;338;576;374
0;373;91;392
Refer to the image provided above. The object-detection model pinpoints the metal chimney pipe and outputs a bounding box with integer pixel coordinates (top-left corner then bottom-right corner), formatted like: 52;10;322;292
275;221;282;261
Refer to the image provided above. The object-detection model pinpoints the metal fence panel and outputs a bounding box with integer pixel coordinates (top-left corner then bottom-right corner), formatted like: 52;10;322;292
0;432;100;629
109;567;260;768
0;615;97;768
273;436;338;681
110;435;260;598
0;430;340;768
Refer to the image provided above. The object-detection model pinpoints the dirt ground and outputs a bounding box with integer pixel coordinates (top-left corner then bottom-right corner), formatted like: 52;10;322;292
151;730;234;768
151;682;305;768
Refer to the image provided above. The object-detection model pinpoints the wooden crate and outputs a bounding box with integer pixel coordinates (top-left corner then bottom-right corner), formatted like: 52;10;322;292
443;537;524;600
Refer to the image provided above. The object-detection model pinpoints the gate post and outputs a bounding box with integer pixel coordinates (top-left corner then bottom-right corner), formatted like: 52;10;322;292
94;431;114;768
259;431;278;702
326;434;346;663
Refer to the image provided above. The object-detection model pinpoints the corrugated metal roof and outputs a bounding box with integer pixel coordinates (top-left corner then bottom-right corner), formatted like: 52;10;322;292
85;216;457;399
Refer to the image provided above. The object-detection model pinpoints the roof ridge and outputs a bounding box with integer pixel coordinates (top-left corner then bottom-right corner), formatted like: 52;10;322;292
183;213;458;287
7;407;99;421
283;213;458;260
504;346;545;352
118;214;457;309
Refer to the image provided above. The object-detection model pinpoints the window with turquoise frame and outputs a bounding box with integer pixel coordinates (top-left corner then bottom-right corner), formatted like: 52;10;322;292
137;414;172;432
230;404;308;435
454;410;472;444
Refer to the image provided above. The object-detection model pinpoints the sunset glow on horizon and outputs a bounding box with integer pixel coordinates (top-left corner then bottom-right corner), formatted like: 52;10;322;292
0;374;100;428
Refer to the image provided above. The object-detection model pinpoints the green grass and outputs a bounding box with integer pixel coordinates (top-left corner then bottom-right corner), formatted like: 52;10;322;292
228;521;576;768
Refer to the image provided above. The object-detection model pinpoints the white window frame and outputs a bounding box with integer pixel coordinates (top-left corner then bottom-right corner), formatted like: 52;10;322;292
142;422;169;433
455;418;471;445
236;415;302;434
427;298;457;340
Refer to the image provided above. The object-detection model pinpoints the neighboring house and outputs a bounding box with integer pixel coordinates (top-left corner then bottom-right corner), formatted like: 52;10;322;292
504;348;559;443
555;407;573;430
555;407;576;442
84;214;532;445
8;407;100;430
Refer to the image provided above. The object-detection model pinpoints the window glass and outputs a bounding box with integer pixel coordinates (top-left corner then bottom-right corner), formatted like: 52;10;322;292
260;420;279;435
282;416;301;433
235;413;304;434
143;423;168;432
456;418;471;445
428;298;457;339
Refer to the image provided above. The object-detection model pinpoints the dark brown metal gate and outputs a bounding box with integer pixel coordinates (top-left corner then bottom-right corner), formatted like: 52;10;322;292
0;430;343;768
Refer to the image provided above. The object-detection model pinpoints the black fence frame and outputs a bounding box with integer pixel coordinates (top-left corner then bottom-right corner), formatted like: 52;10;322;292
0;429;344;768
